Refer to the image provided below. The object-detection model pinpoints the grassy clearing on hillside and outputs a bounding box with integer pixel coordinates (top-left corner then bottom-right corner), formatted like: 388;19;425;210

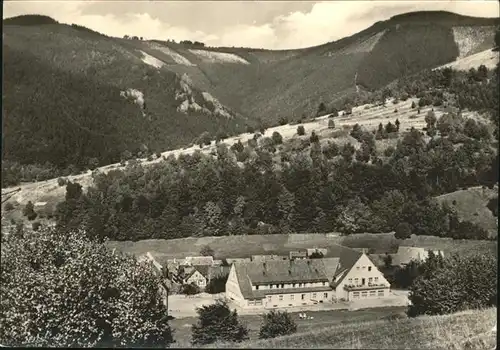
169;306;407;347
435;186;498;237
105;232;497;261
210;308;497;349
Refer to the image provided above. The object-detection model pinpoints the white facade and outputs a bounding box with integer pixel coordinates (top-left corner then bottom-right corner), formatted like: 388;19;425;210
335;254;391;301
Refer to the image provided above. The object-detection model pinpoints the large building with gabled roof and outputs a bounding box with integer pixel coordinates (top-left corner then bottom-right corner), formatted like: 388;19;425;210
226;245;391;309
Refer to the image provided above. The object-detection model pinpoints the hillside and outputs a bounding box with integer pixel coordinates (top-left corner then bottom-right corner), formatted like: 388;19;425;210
2;19;247;172
2;12;498;174
435;186;498;237
212;308;497;349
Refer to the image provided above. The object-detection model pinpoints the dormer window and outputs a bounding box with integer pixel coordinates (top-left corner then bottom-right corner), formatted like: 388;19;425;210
368;266;372;271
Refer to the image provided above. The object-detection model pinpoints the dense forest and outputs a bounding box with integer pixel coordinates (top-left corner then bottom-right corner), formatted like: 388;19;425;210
52;63;498;241
12;61;491;242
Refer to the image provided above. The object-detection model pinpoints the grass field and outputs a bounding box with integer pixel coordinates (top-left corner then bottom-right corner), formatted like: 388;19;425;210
169;306;408;347
206;308;497;349
105;232;498;263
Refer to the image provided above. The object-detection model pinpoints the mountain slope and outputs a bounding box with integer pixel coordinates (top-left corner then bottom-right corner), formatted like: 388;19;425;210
2;19;246;170
2;12;499;172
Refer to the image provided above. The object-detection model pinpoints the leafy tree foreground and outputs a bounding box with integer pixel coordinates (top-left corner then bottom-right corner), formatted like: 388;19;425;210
0;228;174;347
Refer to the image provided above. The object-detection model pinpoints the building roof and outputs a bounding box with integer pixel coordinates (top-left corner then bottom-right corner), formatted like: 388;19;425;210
209;265;231;279
393;246;427;266
232;252;361;300
184;256;214;265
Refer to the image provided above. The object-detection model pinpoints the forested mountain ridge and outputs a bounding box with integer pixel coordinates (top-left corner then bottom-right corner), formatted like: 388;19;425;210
2;11;499;179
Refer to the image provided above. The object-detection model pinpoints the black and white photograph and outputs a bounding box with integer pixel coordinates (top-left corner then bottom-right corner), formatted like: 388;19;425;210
1;0;499;348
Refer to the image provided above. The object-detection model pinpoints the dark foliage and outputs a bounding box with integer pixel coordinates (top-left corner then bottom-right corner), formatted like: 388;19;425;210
357;23;459;90
259;311;297;339
191;299;248;345
205;274;229;294
407;253;497;317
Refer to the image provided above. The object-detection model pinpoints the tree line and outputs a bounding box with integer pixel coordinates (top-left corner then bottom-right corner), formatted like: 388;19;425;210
52;109;497;242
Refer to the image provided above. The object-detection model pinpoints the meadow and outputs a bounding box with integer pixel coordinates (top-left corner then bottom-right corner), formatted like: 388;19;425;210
169;306;408;347
219;308;497;349
105;232;498;263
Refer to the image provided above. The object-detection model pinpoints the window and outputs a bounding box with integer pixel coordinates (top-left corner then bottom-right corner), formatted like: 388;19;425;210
361;291;368;297
301;294;306;300
275;284;279;289
362;266;366;269
353;292;360;299
281;284;285;288
292;283;296;288
312;293;317;299
369;291;376;296
378;290;384;297
290;294;295;300
348;278;352;283
375;277;379;282
368;266;372;271
267;295;272;302
256;299;263;305
368;277;373;284
270;285;273;289
324;293;328;299
354;278;359;285
356;266;360;270
248;300;255;306
256;285;259;290
279;295;283;301
322;282;326;286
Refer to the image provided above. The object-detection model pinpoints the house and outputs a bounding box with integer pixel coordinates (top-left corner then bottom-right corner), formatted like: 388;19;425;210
392;246;444;266
226;246;391;309
289;250;308;260
183;265;210;289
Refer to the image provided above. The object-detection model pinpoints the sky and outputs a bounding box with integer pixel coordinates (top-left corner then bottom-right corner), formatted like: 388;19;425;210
3;0;499;49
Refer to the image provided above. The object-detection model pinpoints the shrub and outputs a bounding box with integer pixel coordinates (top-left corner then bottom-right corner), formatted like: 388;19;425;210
328;119;335;129
4;202;14;211
246;125;255;133
181;283;201;295
191;299;248;345
322;141;339;159
411;101;416;109
155;152;162;159
384;146;395;157
309;131;319;143
487;197;498;217
450;220;489;240
309;251;324;259
297;125;305;136
87;157;99;171
200;245;214;257
57;177;67;186
205;274;229;294
231;140;244;153
272;131;283;145
259;310;297;339
32;221;42;231
278;117;288;126
22;201;35;218
394;222;412;239
408;253;497;317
